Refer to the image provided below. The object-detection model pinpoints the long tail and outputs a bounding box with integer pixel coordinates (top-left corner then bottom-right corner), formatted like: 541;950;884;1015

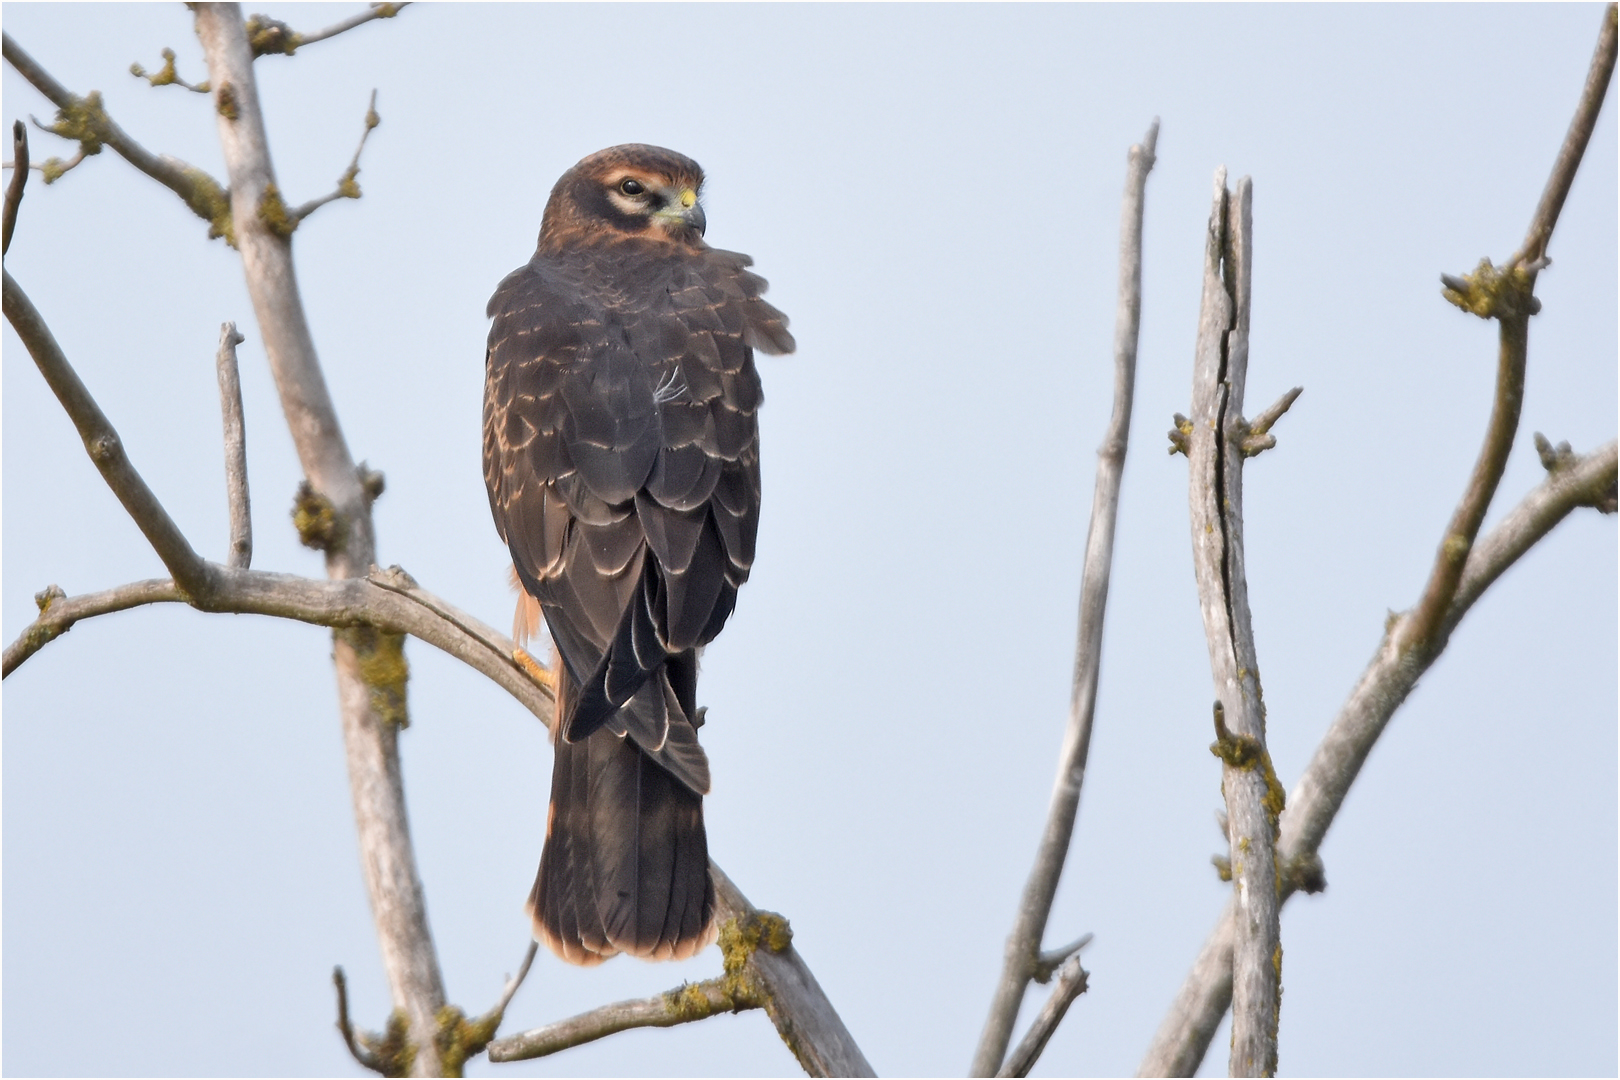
528;661;715;964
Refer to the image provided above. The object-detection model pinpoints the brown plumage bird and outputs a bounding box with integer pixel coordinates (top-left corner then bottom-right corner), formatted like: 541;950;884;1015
483;145;794;964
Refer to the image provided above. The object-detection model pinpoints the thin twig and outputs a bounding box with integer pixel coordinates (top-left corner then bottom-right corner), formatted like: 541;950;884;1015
332;967;384;1072
1137;439;1617;1077
130;47;210;93
290;90;379;223
486;942;539;1024
997;952;1092;1079
1033;932;1093;984
971;117;1158;1078
300;3;410;46
3;120;27;256
251;3;410;54
215;322;252;568
2;32;235;241
1239;386;1303;457
1513;3;1618;269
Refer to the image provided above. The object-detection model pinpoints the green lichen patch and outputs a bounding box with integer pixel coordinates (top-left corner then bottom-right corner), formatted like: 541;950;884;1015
1442;258;1540;320
258;183;297;238
215;81;239;120
43;91;108;157
435;1004;500;1078
180;166;234;245
358;1009;413;1078
245;14;303;56
292;481;343;552
343;625;410;730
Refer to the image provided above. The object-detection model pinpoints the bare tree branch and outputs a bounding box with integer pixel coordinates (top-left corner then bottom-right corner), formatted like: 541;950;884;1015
290;90;379;223
1137;440;1616;1078
1237;386;1302;458
299;4;411;47
3;578;182;675
215;322;252;568
333;966;387;1073
1138;16;1617;1074
2;32;235;241
971;117;1158;1078
4;190;868;1076
997;952;1091;1079
244;4;411;57
3;269;217;597
3;120;27;256
488;869;877;1072
191;5;446;1071
1513;3;1618;269
710;866;876;1077
1182;170;1281;1077
488;974;763;1064
130;47;209;93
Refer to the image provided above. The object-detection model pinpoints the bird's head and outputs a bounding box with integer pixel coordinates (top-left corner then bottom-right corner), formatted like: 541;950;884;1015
539;144;707;250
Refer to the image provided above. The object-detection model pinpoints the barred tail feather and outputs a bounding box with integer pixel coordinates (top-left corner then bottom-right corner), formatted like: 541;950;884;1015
529;663;715;964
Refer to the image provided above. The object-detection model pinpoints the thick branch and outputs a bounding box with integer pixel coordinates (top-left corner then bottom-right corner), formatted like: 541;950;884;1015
2;32;234;241
1183;170;1280;1078
1138;440;1616;1077
710;867;876;1077
215;322;252;568
971;118;1158;1078
192;5;445;1071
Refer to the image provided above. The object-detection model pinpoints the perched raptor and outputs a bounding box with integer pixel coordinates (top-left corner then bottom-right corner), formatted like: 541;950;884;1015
484;145;794;964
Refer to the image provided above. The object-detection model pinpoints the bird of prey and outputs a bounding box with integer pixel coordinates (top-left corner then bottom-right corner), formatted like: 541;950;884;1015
483;145;794;964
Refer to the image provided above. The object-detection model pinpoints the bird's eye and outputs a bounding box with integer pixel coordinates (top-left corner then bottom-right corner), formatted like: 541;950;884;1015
619;178;645;196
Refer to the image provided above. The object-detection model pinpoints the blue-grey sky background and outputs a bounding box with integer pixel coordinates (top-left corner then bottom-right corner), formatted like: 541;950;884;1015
3;4;1615;1077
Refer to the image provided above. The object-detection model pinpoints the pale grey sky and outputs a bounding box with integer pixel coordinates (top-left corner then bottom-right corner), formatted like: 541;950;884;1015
3;4;1615;1076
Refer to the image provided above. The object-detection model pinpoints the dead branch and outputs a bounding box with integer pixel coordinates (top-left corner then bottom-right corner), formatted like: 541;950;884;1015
2;32;235;241
215;322;252;568
1183;170;1281;1077
1138;440;1616;1078
971;117;1158;1078
997;952;1091;1079
192;5;446;1070
1138;13;1616;1074
291;90;380;223
711;866;875;1077
488;973;762;1064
